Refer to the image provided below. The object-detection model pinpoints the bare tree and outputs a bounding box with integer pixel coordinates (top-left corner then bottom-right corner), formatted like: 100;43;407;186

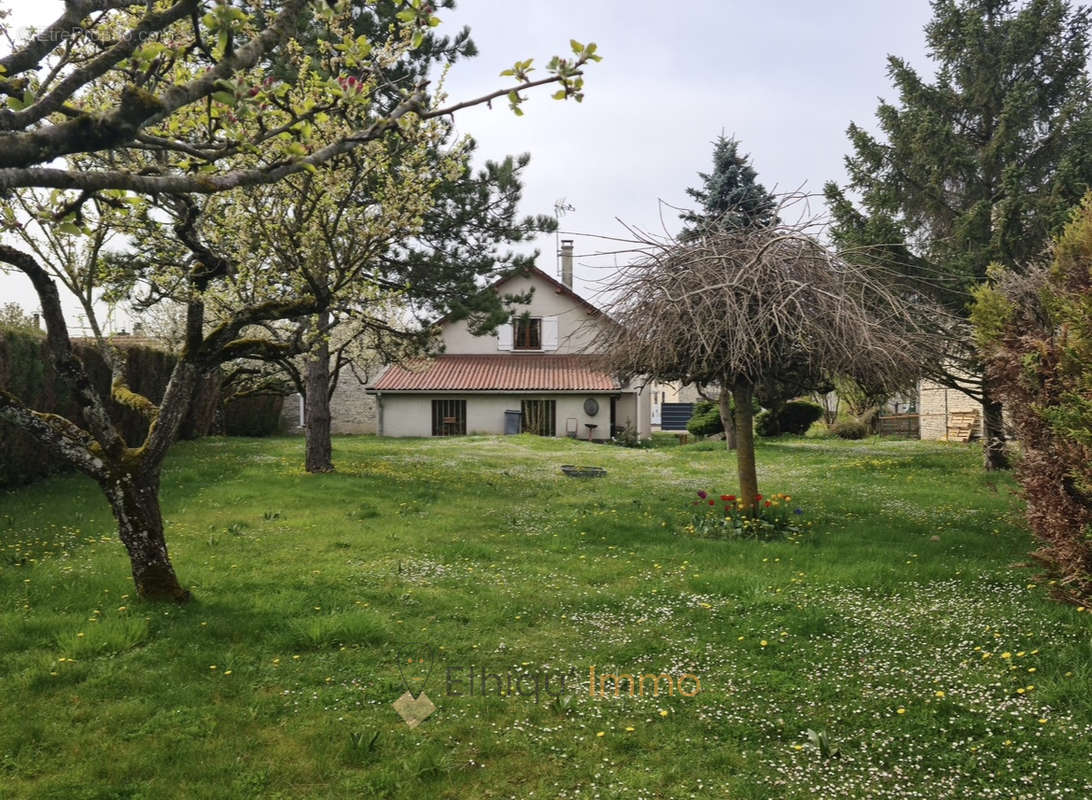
599;210;941;510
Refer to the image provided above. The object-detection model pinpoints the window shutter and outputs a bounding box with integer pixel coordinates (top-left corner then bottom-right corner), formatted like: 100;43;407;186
542;316;559;351
497;323;513;351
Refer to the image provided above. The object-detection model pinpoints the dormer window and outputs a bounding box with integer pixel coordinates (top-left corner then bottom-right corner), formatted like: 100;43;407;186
513;317;542;350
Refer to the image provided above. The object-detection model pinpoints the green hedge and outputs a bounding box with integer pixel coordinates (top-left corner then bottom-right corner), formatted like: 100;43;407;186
0;329;219;487
223;394;285;437
755;400;824;437
686;400;723;437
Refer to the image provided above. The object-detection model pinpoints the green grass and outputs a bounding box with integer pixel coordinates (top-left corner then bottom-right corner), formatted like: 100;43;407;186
1;434;1090;799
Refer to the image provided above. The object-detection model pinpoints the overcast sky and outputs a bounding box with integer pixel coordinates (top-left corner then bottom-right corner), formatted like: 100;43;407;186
0;0;936;327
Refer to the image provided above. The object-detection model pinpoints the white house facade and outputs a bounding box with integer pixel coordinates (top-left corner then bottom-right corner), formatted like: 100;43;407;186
366;246;651;440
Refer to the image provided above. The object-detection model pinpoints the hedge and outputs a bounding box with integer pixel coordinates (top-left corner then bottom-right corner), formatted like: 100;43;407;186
755;400;824;437
223;394;285;437
0;329;220;487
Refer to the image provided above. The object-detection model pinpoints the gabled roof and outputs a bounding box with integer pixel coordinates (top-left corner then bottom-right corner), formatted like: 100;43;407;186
369;354;621;393
436;265;604;326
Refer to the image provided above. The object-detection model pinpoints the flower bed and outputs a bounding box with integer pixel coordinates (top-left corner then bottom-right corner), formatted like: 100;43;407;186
685;489;806;540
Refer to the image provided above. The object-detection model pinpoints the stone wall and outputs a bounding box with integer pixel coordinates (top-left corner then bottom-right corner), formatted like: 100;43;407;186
918;379;983;441
278;373;378;435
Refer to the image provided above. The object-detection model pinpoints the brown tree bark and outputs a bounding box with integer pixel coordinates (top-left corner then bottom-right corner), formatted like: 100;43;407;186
101;470;189;602
304;319;334;473
718;387;737;450
733;381;758;511
982;380;1009;471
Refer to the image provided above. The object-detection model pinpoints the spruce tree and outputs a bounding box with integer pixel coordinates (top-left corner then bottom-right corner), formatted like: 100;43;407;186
680;135;778;239
824;0;1092;470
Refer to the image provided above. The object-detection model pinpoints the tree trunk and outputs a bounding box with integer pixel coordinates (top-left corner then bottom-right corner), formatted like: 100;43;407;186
982;380;1009;471
718;389;737;450
733;381;758;512
102;471;189;602
304;324;334;473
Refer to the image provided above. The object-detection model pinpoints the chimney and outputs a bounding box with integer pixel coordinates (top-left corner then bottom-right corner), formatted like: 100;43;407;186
133;321;144;336
560;239;574;289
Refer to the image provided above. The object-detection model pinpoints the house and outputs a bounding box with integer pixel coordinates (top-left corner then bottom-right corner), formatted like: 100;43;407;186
365;241;651;440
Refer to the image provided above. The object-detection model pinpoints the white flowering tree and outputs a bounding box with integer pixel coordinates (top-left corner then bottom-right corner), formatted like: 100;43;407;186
0;0;600;600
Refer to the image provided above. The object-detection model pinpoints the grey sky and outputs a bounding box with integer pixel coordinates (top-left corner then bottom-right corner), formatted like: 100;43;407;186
0;0;936;325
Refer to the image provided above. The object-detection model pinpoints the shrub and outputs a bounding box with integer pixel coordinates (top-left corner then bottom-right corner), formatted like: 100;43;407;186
686;400;723;438
971;193;1092;602
831;419;868;440
612;422;641;447
756;400;824;437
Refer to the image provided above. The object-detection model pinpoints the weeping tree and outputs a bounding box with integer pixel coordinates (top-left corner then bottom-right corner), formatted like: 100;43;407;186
676;135;780;446
600;214;939;510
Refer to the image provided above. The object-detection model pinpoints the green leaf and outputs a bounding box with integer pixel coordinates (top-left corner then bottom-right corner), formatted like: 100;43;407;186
551;89;567;100
211;91;236;106
570;39;584;55
57;222;82;235
395;10;416;23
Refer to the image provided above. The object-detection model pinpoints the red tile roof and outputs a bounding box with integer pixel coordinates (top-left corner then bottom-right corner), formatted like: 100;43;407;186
369;354;621;392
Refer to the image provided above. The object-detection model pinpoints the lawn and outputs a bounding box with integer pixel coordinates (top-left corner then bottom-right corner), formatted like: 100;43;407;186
1;434;1090;800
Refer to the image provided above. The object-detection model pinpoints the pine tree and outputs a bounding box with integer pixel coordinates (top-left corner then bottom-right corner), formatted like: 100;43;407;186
824;0;1092;470
680;136;777;239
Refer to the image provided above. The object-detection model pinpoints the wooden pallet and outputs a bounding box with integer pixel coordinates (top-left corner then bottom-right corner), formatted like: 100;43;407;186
946;410;980;442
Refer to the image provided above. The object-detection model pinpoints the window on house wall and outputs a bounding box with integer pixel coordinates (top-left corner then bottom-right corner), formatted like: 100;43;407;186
431;399;467;436
513;317;542;350
521;399;556;436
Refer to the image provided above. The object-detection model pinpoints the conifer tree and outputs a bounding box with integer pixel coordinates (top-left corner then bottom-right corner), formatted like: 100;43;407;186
825;0;1092;470
680;135;777;238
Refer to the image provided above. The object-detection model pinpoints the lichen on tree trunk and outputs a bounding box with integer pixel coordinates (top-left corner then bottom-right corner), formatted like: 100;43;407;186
103;471;189;602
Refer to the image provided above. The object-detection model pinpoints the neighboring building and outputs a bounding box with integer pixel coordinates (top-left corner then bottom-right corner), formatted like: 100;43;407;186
278;371;379;435
365;242;651;440
918;377;983;441
649;381;704;431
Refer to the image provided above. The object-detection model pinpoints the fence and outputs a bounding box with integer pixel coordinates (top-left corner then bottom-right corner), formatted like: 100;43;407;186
876;413;920;439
